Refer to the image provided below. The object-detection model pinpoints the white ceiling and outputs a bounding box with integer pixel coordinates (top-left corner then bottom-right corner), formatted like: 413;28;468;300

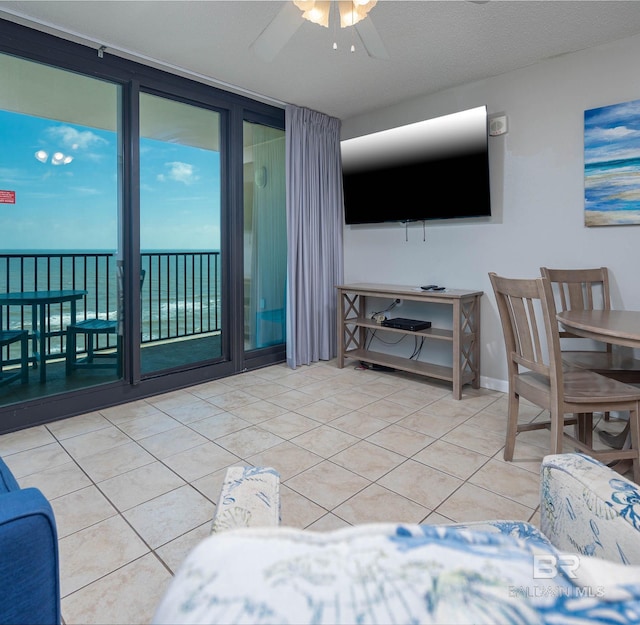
3;1;640;121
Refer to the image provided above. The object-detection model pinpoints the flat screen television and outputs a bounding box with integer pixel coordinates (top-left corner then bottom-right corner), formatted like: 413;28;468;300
341;105;491;224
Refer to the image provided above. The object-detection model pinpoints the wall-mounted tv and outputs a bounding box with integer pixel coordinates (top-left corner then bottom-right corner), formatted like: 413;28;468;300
341;105;491;225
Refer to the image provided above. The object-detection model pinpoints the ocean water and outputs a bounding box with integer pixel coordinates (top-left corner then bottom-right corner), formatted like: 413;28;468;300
585;156;640;214
1;250;222;349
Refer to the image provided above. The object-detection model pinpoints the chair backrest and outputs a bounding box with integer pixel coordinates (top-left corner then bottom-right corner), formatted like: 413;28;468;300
540;267;611;344
115;263;146;335
489;272;564;395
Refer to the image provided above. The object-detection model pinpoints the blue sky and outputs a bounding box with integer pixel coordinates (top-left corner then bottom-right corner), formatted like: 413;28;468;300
0;110;221;251
584;98;640;165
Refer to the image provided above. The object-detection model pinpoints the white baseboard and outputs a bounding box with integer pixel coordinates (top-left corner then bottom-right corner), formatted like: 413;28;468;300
480;375;508;394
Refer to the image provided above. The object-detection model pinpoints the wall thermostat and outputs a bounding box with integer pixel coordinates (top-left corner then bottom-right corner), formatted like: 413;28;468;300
489;114;508;136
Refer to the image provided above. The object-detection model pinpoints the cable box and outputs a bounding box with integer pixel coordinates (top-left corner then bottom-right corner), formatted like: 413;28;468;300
381;317;432;332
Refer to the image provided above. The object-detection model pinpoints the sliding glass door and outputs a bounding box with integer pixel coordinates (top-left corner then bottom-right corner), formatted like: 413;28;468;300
0;52;123;408
139;93;223;375
0;19;286;430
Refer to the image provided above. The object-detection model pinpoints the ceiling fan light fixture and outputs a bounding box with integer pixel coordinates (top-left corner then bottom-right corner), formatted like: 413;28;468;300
338;0;377;27
294;0;376;29
293;0;331;27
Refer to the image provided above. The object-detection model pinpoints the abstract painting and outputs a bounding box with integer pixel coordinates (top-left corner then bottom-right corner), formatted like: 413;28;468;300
584;98;640;226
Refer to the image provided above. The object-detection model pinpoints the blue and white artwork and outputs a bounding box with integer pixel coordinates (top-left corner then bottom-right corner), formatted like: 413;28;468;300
584;98;640;226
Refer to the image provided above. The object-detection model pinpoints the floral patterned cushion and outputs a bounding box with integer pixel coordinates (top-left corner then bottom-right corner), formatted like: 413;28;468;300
153;454;640;624
211;466;280;533
540;453;640;564
443;519;554;546
153;522;640;624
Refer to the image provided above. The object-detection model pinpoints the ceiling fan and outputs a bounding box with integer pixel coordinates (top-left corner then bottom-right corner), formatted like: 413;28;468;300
251;0;389;62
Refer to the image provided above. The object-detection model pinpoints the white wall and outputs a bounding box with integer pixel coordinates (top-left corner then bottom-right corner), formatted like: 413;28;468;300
341;33;640;392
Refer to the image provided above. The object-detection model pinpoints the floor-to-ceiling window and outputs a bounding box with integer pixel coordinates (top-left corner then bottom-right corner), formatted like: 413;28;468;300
0;19;286;432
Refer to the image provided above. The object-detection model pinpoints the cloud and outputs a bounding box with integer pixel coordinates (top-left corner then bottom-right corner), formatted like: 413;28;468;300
157;161;199;185
592;125;638;141
69;186;102;196
45;125;108;151
0;166;31;185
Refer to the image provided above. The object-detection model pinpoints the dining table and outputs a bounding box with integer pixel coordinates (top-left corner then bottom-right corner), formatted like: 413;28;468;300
557;310;640;350
0;290;87;383
557;309;640;467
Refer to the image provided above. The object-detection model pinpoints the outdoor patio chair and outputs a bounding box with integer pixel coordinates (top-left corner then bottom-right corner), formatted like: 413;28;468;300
0;330;29;387
65;266;145;378
65;318;122;377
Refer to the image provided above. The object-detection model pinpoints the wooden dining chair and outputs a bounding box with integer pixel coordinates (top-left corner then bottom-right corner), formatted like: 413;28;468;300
540;267;640;384
489;272;640;483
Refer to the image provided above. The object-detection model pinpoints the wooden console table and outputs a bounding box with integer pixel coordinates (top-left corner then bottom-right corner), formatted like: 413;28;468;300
336;283;483;399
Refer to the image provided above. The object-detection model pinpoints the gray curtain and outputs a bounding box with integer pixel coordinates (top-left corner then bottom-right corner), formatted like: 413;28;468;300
286;105;344;369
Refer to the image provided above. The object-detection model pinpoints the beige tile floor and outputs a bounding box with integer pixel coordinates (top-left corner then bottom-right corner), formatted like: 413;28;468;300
0;360;628;624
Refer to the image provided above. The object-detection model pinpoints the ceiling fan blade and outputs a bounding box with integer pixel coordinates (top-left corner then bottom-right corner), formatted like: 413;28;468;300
251;2;304;62
354;16;389;60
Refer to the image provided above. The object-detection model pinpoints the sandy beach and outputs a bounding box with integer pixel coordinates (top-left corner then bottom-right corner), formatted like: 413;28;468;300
585;209;640;226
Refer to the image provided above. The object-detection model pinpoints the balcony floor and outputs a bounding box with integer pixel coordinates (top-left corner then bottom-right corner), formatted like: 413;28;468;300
1;333;222;408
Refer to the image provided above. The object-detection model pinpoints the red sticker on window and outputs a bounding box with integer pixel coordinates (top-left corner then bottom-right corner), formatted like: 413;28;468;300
0;190;16;204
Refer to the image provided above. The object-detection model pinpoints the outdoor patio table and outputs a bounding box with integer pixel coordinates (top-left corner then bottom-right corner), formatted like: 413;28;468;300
0;290;87;383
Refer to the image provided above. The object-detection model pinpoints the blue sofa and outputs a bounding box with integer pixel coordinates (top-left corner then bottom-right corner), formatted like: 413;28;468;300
0;457;60;625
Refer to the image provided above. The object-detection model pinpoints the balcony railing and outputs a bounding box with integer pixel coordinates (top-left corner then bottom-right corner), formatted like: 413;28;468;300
0;251;221;360
142;252;221;342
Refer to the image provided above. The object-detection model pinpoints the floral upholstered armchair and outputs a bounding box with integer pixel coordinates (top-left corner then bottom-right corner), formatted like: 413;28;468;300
154;455;640;624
